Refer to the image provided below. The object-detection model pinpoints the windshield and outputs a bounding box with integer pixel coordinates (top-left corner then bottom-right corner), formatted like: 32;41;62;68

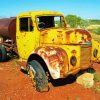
37;16;65;29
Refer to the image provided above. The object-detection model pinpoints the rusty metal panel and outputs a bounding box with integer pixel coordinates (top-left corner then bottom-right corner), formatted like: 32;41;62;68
66;29;92;44
0;17;16;41
35;46;69;79
80;44;92;68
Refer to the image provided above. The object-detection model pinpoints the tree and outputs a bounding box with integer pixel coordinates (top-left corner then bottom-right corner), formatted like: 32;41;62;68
65;14;89;29
79;19;89;29
65;15;81;28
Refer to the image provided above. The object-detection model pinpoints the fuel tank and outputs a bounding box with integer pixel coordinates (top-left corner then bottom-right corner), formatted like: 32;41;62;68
0;17;16;41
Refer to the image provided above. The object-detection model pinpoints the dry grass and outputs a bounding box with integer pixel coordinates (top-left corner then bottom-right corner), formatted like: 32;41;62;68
91;33;100;41
94;72;100;82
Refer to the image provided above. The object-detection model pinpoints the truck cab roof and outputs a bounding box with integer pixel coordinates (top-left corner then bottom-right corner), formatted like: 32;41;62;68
17;11;64;17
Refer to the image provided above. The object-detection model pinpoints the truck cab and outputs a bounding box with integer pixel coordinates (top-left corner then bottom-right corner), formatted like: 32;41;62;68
16;11;67;59
16;11;93;78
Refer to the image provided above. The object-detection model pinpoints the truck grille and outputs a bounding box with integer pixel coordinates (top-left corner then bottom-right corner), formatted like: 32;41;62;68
80;44;92;68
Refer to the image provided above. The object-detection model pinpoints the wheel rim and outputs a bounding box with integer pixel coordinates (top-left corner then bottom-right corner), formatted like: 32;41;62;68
29;69;36;88
28;65;36;88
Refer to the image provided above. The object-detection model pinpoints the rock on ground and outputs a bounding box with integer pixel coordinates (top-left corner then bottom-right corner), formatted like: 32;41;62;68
76;73;94;88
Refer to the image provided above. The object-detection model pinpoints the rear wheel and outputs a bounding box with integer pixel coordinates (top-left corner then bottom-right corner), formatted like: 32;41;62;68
27;60;49;92
0;45;7;62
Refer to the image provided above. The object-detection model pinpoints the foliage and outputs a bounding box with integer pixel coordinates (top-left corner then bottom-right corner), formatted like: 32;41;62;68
94;73;100;82
79;19;89;29
89;19;100;25
65;15;89;28
65;15;81;28
95;86;100;92
75;96;80;100
94;27;100;35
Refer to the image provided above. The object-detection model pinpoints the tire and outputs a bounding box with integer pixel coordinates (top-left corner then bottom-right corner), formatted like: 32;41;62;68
86;68;96;74
27;60;49;92
0;45;7;62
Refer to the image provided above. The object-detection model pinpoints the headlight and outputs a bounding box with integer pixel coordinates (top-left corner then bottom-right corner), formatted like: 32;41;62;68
93;49;98;58
70;56;77;66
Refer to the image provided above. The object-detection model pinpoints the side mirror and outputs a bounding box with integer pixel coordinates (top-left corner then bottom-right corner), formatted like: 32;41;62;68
38;22;45;29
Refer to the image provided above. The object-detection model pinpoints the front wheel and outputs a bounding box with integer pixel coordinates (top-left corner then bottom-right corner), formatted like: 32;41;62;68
27;60;49;92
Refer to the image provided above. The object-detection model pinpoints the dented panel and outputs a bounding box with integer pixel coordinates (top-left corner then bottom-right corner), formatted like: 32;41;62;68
35;46;69;79
40;28;92;45
66;29;92;44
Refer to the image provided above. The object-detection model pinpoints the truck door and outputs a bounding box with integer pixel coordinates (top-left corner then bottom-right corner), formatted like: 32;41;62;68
16;17;37;59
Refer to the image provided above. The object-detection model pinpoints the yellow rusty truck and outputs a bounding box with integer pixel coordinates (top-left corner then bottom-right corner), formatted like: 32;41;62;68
0;11;100;92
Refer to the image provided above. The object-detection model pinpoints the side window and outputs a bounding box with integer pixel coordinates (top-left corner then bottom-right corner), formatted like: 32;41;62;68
54;16;63;27
20;17;33;32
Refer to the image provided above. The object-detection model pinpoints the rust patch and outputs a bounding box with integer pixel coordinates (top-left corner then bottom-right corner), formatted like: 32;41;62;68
66;29;92;44
35;46;69;79
41;30;48;36
66;30;73;43
75;29;91;41
71;50;77;55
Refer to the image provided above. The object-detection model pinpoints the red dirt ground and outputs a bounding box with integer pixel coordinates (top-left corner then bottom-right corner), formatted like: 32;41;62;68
0;60;100;100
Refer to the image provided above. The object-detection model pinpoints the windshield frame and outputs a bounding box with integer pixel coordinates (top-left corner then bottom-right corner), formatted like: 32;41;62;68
36;15;66;30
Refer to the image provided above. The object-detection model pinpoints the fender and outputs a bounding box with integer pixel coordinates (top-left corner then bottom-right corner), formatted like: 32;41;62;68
28;46;69;79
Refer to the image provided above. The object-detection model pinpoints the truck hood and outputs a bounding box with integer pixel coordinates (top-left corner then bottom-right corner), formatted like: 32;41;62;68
40;28;92;44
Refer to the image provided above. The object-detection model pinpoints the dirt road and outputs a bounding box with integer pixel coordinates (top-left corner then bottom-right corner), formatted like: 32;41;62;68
0;60;100;100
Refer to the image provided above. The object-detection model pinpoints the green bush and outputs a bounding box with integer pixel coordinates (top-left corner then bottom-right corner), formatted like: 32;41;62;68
94;27;100;35
95;86;100;92
94;73;100;82
65;15;81;28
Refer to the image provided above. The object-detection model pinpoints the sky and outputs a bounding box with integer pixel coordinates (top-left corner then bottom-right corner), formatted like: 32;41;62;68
0;0;100;19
